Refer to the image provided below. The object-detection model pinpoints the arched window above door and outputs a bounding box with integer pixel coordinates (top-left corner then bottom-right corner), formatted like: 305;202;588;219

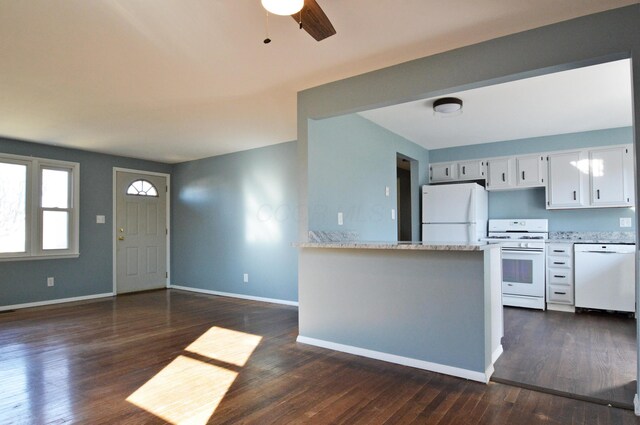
126;179;159;197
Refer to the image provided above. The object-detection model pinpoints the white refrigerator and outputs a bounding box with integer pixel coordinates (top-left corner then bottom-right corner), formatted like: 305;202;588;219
421;183;488;244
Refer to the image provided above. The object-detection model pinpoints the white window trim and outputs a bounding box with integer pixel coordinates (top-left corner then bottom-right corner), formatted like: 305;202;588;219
0;153;80;261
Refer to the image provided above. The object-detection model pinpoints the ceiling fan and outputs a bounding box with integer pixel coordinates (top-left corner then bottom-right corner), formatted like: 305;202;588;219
261;0;336;42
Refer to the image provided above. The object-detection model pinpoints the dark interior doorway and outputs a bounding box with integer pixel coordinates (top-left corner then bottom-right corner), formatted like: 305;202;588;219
396;154;415;241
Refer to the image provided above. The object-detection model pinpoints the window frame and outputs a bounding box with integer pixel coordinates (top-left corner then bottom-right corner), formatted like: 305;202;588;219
0;153;80;261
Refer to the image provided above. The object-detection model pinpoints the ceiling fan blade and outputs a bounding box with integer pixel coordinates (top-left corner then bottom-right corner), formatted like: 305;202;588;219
291;0;336;41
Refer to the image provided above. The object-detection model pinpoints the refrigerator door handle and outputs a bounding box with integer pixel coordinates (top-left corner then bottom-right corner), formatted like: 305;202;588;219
468;188;476;223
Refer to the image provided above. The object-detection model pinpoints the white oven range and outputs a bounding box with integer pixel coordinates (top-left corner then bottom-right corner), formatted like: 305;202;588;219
486;219;548;310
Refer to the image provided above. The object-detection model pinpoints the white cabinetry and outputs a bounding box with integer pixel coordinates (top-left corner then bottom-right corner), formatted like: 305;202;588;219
589;146;634;207
546;243;574;310
516;155;546;188
430;163;457;182
458;160;485;180
546;151;587;208
546;145;633;209
486;158;514;190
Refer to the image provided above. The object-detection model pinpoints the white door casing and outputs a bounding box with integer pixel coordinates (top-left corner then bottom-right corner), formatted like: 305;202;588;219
114;169;169;294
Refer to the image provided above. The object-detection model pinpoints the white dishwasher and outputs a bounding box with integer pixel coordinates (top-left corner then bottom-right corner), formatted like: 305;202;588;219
574;243;636;313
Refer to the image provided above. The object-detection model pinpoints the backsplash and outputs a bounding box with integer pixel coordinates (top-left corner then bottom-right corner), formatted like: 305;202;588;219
549;231;635;243
308;230;360;243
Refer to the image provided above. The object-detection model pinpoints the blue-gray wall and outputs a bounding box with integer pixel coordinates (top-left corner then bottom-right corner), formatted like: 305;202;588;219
308;114;429;241
0;137;171;307
429;127;633;162
171;141;298;302
489;188;634;232
430;127;635;232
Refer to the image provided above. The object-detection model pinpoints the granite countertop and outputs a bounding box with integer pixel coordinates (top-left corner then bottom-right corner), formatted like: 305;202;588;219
547;231;636;244
297;241;494;251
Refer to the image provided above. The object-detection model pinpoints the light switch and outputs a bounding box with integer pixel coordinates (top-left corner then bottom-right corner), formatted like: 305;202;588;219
338;212;344;226
391;209;396;220
96;215;106;224
620;217;632;228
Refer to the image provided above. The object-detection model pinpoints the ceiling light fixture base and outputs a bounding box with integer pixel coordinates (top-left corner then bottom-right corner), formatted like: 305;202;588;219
433;97;463;114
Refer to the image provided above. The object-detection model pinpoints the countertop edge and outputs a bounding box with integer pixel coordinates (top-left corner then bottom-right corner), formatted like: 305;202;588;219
295;242;496;252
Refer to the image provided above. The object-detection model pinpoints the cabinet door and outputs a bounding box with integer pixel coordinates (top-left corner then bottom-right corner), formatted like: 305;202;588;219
516;155;545;187
430;163;457;182
590;146;632;206
457;160;485;180
547;151;586;208
486;158;513;190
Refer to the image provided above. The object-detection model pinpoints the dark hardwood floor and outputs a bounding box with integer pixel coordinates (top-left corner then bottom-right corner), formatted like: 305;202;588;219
492;307;637;410
1;290;638;424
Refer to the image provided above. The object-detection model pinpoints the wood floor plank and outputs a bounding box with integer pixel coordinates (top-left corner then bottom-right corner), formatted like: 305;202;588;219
0;290;637;424
492;307;637;409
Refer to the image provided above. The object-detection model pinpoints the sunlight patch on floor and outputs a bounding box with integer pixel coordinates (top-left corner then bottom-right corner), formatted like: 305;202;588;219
127;355;236;424
185;326;263;367
126;327;263;424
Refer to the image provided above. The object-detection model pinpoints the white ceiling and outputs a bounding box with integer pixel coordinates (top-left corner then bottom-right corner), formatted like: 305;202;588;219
0;1;636;163
358;59;634;151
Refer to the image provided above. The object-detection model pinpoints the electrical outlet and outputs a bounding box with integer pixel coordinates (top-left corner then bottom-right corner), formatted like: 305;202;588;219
338;212;343;226
96;215;105;224
243;273;249;283
47;277;54;287
385;186;390;197
620;217;632;228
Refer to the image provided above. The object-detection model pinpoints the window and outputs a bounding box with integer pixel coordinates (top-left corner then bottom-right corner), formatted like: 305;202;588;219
0;153;79;260
127;179;158;197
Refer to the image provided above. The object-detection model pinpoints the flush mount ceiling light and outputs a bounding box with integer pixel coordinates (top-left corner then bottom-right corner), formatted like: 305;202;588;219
261;0;304;16
433;97;463;114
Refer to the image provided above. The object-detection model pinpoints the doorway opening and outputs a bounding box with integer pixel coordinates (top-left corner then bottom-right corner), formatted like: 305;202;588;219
396;154;417;242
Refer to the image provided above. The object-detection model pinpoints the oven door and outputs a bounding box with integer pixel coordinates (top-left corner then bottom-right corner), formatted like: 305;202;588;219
501;248;545;297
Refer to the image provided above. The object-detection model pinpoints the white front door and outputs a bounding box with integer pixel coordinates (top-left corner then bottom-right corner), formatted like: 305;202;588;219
115;171;168;294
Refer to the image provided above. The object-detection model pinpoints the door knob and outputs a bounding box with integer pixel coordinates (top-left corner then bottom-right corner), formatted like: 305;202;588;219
119;228;124;233
118;236;125;241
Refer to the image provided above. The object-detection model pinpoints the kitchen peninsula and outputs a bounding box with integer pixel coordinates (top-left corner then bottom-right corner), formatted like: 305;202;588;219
297;241;502;383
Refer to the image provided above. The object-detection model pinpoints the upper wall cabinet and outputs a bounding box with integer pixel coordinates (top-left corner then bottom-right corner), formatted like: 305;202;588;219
428;144;633;209
486;158;514;190
430;160;485;183
589;146;634;207
516;155;546;188
430;162;457;182
457;160;485;180
546;151;587;208
546;145;634;209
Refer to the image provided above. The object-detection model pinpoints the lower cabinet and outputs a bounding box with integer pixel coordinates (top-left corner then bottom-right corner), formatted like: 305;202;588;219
546;243;574;310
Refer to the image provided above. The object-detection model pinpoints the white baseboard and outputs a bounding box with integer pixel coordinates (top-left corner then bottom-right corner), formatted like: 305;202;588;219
491;344;504;365
546;303;576;313
169;285;299;307
0;292;114;312
297;335;490;383
634;394;640;416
